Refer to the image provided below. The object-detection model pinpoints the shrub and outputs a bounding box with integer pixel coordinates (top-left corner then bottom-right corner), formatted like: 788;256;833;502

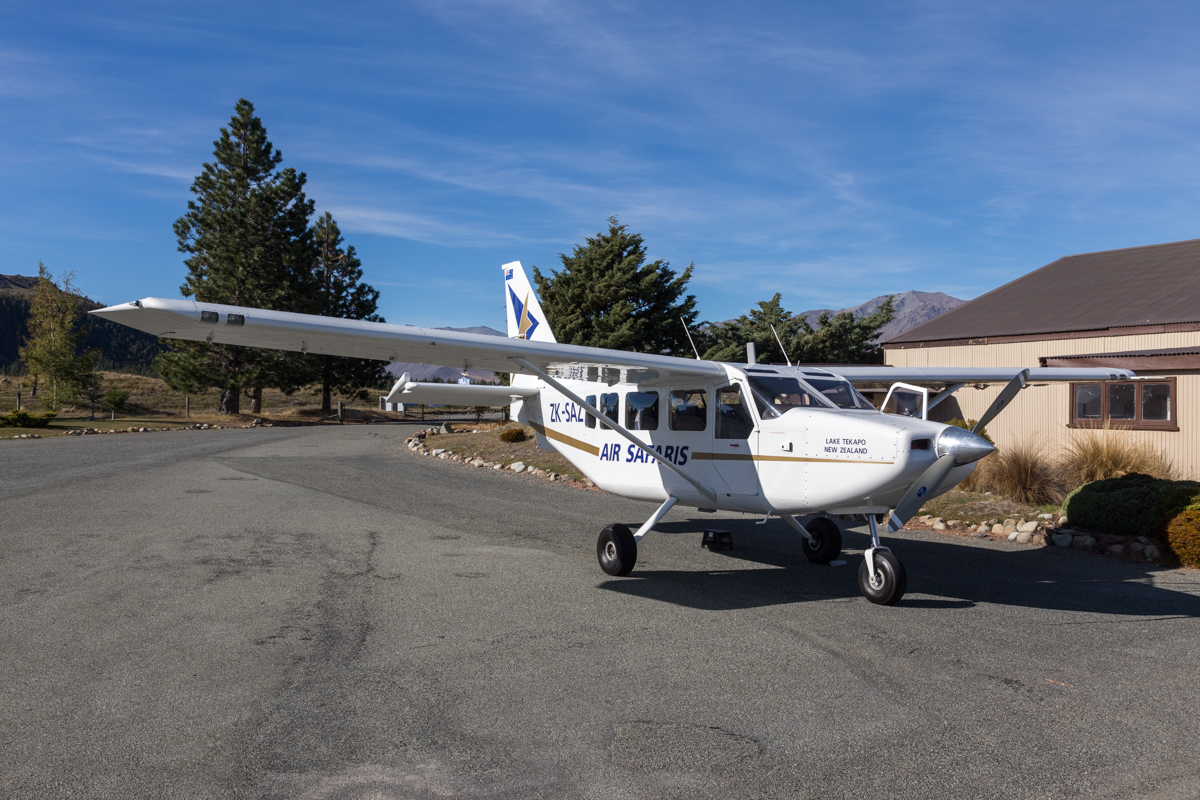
968;439;1062;505
1063;473;1200;539
0;410;57;428
498;426;528;443
1165;508;1200;568
1057;428;1172;488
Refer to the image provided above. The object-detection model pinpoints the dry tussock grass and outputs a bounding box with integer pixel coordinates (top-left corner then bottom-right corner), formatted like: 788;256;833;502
967;428;1174;507
1056;428;1173;487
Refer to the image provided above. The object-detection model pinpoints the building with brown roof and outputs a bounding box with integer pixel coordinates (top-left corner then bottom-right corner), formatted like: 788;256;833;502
883;238;1200;479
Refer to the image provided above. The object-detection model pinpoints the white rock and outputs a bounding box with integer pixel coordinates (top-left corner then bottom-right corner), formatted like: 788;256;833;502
1016;531;1033;544
932;521;946;531
1007;531;1019;540
430;448;446;456
978;524;990;533
1129;541;1146;553
1018;521;1039;533
492;464;503;470
1052;533;1073;547
1058;516;1068;527
992;524;1006;535
1072;534;1096;550
1145;544;1162;559
509;461;526;473
1038;513;1054;520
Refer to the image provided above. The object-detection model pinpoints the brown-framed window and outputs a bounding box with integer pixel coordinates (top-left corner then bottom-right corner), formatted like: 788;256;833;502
1069;378;1177;431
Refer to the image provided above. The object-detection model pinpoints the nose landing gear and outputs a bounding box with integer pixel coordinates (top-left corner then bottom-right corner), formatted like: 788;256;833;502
858;514;907;605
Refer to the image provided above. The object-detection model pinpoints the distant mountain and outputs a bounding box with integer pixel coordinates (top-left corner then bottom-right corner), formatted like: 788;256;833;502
797;291;964;343
0;274;165;373
384;325;505;383
0;274;39;297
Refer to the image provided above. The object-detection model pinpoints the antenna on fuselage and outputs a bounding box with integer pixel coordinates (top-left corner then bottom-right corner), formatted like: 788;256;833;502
681;318;701;360
770;324;792;367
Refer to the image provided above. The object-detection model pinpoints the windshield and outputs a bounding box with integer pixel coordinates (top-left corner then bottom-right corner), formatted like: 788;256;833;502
747;376;835;418
805;377;876;410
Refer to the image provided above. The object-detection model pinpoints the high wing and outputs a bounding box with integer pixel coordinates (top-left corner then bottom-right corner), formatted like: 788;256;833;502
827;365;1134;383
89;297;727;381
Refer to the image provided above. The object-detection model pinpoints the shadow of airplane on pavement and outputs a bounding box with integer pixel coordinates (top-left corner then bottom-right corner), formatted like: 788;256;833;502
597;517;1200;618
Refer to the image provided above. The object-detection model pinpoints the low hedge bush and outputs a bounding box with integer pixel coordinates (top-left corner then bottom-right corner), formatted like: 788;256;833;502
498;426;528;443
0;410;57;428
1064;473;1200;564
1165;508;1200;568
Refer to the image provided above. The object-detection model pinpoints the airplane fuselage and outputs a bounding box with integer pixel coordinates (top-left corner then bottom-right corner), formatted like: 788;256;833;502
514;362;974;516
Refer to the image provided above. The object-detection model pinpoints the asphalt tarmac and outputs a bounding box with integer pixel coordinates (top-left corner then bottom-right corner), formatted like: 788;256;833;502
2;423;1199;799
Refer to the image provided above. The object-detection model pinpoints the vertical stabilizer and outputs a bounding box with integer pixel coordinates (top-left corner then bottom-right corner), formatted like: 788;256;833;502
502;261;556;342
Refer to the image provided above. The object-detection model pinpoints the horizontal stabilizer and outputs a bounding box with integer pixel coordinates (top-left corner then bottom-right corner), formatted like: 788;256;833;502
392;382;538;407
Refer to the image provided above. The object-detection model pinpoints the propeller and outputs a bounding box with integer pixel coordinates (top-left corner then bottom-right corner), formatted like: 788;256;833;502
886;426;996;533
886;454;956;533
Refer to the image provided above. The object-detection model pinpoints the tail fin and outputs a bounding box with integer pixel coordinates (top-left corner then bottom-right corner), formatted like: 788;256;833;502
502;261;556;342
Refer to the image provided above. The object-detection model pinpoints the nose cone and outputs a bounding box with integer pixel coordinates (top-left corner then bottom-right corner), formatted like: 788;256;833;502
936;426;996;465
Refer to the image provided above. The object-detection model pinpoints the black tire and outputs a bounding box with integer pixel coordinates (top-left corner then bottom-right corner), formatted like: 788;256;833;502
802;517;843;564
597;524;637;576
857;550;907;605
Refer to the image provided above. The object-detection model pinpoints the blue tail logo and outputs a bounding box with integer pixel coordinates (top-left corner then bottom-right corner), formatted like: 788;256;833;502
507;286;540;340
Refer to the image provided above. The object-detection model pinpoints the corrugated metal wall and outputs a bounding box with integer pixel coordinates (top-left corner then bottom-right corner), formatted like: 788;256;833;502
885;331;1200;479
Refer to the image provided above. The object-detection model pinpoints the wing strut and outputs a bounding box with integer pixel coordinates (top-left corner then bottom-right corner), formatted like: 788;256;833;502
513;357;717;502
973;369;1029;434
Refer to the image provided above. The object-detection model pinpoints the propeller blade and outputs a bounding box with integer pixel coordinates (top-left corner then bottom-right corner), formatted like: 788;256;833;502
973;369;1028;435
887;454;956;533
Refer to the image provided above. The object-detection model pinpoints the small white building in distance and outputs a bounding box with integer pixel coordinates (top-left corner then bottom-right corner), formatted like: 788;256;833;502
883;238;1200;479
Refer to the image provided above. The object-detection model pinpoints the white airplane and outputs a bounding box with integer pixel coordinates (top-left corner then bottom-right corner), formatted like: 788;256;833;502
93;263;1132;605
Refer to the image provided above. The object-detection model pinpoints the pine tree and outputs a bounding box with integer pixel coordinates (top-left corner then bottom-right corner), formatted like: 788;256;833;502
700;295;895;365
532;218;698;354
700;293;794;363
309;212;387;414
18;263;97;410
155;99;315;415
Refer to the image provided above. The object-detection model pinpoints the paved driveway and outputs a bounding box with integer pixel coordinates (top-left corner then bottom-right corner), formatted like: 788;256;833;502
2;424;1198;799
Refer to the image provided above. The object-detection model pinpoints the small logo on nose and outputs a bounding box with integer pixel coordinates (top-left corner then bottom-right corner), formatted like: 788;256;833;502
917;487;927;497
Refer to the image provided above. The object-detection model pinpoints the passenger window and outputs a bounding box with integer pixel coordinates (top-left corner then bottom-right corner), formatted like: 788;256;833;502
625;392;659;431
600;393;619;426
716;385;754;440
585;395;597;429
670;390;707;431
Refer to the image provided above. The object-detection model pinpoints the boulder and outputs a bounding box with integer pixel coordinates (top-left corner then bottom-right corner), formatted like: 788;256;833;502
931;519;946;530
1016;531;1033;544
1107;544;1125;555
440;423;454;434
1128;541;1146;553
1052;533;1073;547
1018;521;1039;533
1072;534;1096;550
1030;533;1047;547
991;524;1006;535
1145;544;1162;560
1007;531;1019;541
430;449;446;457
509;461;526;473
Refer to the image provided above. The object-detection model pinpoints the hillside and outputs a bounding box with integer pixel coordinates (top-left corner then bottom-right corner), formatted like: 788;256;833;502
0;275;39;297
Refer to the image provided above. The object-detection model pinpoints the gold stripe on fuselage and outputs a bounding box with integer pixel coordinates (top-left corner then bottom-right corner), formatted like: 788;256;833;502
527;421;600;456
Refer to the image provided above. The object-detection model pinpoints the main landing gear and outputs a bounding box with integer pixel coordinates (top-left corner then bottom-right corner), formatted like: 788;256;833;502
857;514;907;605
596;496;679;577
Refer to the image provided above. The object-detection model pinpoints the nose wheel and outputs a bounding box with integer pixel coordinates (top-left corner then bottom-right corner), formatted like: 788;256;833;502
597;523;637;576
858;549;907;605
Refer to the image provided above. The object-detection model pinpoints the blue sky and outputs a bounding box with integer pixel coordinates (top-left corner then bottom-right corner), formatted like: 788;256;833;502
3;1;1199;330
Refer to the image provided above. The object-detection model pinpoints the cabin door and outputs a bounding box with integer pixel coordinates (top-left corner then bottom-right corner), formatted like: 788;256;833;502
710;383;760;496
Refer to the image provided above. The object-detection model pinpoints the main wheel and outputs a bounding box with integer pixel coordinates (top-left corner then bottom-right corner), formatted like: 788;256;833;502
597;524;637;576
802;517;843;564
857;550;907;605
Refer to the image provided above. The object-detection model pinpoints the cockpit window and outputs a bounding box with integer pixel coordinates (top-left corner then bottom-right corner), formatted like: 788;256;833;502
747;376;834;418
805;377;875;410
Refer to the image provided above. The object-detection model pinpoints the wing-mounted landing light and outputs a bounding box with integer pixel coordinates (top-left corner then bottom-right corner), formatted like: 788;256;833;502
886;427;995;533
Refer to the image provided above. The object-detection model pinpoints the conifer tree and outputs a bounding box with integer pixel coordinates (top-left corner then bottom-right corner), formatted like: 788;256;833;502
532;218;698;354
155;99;315;414
700;294;895;365
18;263;97;410
308;212;386;414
